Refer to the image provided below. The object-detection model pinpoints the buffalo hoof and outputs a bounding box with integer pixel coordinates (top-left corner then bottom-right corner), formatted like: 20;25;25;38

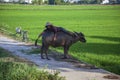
41;57;45;59
61;57;68;59
47;58;51;60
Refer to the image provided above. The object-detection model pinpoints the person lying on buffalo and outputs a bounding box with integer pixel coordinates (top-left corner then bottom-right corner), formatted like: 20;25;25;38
39;22;73;41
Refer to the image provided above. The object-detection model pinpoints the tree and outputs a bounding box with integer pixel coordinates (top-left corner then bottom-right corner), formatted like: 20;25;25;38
48;0;55;5
32;0;43;5
95;0;102;4
54;0;62;4
78;0;102;4
38;0;43;5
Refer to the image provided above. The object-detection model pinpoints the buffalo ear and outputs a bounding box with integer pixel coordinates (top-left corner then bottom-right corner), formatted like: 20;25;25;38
75;31;79;34
74;31;79;35
79;32;84;37
73;31;78;37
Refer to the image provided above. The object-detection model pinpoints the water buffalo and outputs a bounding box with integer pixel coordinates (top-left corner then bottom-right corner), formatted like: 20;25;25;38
35;30;86;60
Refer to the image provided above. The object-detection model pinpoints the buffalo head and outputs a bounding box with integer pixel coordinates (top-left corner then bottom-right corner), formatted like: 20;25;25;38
74;32;86;43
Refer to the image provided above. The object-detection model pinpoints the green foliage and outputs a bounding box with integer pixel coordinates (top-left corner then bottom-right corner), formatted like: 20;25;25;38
54;0;62;5
0;23;9;30
0;62;65;80
32;0;43;5
0;48;11;57
0;47;66;80
79;0;101;4
0;4;120;75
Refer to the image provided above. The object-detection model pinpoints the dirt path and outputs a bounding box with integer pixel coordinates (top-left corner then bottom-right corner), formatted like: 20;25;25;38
0;35;119;80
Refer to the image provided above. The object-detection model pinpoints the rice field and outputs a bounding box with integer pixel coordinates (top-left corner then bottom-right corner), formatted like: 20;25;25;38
0;4;120;74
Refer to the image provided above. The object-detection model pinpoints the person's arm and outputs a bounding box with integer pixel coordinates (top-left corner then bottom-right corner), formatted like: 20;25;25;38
53;26;58;33
52;27;58;40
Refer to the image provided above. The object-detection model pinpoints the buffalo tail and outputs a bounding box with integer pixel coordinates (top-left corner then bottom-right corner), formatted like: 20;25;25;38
35;39;38;46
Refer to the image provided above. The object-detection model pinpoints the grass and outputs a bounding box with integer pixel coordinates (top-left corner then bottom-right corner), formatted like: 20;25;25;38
0;4;120;74
0;47;65;80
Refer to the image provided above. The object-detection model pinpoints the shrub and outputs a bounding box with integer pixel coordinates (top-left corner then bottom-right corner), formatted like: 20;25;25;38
0;62;65;80
0;47;65;80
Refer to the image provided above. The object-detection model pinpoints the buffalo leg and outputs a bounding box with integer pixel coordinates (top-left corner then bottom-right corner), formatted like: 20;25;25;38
41;46;45;59
45;46;50;60
63;46;69;59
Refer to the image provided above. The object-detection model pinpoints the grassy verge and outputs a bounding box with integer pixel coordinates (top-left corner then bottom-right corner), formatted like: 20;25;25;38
0;47;65;80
